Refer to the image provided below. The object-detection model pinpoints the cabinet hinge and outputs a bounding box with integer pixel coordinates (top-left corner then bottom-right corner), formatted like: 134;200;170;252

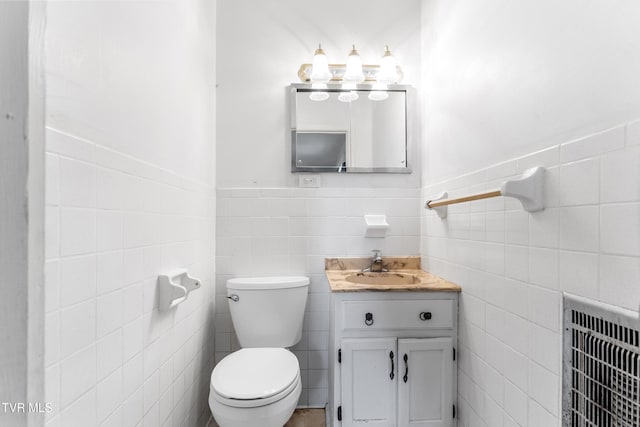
453;347;456;361
338;349;341;363
453;404;456;419
337;406;342;421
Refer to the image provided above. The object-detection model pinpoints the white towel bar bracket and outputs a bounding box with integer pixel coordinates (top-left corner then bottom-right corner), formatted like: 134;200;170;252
426;191;449;219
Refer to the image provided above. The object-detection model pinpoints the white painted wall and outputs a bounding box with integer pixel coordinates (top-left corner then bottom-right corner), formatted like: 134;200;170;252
1;3;32;426
27;3;47;426
44;1;216;426
46;1;215;185
1;2;46;427
422;0;640;185
216;0;422;188
421;1;640;426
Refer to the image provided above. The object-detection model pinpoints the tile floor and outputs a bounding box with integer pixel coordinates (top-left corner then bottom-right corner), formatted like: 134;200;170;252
208;408;326;427
284;408;326;427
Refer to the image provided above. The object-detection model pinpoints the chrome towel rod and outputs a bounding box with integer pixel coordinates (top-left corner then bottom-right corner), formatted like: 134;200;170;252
425;166;545;219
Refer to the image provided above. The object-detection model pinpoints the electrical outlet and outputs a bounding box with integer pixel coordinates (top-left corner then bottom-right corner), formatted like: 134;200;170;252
298;175;321;188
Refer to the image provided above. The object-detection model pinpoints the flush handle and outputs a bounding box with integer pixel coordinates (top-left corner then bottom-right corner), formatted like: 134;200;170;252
365;312;374;326
419;311;432;321
227;294;239;302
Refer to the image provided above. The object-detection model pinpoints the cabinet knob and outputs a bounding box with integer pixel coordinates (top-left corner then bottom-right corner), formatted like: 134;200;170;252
419;311;432;321
365;312;374;326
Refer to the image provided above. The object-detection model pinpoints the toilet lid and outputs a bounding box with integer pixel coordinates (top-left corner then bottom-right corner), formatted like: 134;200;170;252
212;348;299;400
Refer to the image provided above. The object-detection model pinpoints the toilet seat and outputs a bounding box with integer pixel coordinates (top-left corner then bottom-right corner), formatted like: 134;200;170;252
212;372;300;408
211;348;300;409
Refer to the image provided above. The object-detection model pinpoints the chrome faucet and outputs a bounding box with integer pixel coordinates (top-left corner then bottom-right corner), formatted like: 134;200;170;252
362;249;388;273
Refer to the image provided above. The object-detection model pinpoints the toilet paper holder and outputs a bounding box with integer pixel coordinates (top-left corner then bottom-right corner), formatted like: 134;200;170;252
158;269;201;311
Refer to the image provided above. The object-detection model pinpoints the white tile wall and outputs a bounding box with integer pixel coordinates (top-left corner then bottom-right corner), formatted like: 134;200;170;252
422;121;640;427
215;187;421;407
44;128;216;427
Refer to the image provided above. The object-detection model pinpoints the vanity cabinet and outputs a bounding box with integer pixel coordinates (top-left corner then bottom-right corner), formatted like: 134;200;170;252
329;292;458;427
340;337;397;426
396;338;454;427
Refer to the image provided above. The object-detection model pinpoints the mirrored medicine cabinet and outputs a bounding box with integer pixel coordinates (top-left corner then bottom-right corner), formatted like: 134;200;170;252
290;84;411;173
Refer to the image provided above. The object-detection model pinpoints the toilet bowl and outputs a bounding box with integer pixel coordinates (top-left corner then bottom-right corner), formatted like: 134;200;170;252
209;276;309;427
209;348;301;427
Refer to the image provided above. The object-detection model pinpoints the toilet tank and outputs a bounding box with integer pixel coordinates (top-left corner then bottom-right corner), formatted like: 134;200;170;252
226;276;309;348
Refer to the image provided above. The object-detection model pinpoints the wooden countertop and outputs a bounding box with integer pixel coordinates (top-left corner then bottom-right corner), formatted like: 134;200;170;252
325;257;461;293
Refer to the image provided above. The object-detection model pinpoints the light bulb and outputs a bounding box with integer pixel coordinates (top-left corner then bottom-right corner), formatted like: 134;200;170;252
343;45;364;84
376;45;398;85
309;44;332;84
309;83;329;101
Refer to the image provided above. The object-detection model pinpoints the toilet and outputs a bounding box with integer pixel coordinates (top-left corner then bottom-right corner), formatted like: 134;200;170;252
209;276;310;427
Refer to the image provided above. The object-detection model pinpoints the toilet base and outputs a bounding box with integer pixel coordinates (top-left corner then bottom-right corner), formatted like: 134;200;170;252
209;379;301;427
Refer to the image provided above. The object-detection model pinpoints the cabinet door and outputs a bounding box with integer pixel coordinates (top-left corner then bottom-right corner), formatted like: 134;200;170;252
341;337;397;427
397;338;454;427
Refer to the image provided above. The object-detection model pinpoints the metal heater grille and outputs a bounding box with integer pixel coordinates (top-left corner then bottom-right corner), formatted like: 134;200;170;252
563;295;640;427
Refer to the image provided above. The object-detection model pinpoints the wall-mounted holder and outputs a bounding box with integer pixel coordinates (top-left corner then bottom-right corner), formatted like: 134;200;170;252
425;191;448;219
364;214;389;238
158;269;201;311
425;166;545;219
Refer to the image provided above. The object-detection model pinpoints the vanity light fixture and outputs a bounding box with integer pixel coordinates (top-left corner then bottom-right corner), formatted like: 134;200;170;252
308;44;331;101
368;46;395;101
343;45;365;84
309;44;332;84
298;44;403;85
338;45;364;102
376;45;398;85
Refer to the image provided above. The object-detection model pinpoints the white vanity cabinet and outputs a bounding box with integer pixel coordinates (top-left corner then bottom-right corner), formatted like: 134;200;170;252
329;292;458;427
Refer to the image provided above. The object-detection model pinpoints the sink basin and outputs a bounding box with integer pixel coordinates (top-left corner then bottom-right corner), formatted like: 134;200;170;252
345;272;420;286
